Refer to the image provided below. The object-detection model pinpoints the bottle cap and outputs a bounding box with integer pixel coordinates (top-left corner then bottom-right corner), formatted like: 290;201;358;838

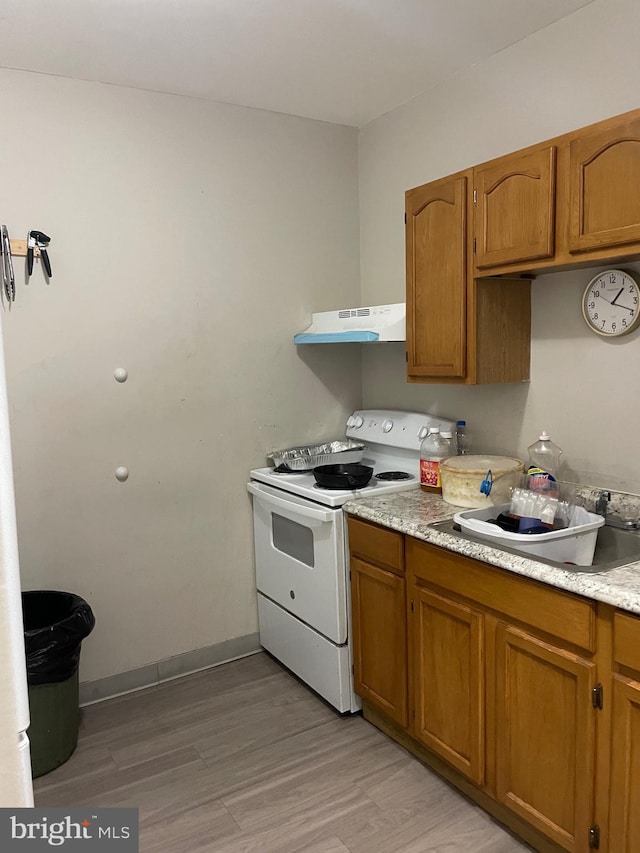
428;426;440;434
539;431;550;440
441;431;453;438
456;420;466;427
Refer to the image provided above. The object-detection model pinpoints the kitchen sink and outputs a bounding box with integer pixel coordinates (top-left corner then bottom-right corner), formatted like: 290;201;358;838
591;524;640;569
429;518;640;573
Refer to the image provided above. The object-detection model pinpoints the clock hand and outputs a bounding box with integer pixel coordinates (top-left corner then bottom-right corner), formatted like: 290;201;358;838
611;287;624;306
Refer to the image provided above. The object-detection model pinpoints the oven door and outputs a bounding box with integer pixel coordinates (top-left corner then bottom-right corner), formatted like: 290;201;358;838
247;481;347;644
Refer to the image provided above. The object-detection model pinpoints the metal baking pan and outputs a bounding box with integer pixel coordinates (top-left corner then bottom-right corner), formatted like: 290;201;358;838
267;440;365;471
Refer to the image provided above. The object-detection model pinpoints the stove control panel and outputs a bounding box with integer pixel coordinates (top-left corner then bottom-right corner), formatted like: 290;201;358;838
346;409;456;450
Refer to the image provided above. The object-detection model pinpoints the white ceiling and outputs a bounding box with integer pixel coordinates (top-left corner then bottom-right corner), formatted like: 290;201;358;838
0;0;594;127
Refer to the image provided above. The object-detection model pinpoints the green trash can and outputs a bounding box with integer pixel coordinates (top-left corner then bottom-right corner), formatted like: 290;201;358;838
22;591;95;778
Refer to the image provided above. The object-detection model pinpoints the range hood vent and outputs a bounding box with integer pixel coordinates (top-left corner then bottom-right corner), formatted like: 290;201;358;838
294;303;405;344
339;308;370;318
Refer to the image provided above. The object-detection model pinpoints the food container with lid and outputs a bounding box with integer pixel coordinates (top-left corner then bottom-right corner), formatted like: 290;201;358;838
440;455;524;507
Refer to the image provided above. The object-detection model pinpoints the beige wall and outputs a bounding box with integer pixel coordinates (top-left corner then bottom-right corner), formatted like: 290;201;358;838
358;0;640;492
7;0;640;684
0;69;362;681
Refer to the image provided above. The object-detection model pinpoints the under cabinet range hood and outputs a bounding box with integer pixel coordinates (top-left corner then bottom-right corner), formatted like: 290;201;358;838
294;303;405;344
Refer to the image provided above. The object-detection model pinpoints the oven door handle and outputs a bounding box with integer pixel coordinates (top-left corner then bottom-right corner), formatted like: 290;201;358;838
247;482;335;523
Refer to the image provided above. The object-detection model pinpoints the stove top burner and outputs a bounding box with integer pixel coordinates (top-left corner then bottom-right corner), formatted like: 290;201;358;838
375;471;413;481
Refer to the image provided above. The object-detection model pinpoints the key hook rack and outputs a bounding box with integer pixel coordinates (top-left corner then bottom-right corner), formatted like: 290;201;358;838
1;228;53;303
9;240;41;259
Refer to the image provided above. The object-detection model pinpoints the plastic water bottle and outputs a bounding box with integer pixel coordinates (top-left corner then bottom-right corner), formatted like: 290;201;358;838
420;427;447;494
527;431;563;495
441;430;457;456
456;420;470;455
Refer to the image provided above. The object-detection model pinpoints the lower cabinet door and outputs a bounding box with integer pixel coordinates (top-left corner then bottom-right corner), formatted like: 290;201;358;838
351;557;407;727
494;623;596;852
411;585;485;784
609;674;640;852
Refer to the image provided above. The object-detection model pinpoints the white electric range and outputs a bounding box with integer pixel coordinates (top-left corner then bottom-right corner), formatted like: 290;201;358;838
247;409;456;713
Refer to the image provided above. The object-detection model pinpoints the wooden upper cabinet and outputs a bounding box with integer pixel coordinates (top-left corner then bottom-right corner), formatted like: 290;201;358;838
569;114;640;254
403;108;640;384
405;173;468;379
474;146;556;269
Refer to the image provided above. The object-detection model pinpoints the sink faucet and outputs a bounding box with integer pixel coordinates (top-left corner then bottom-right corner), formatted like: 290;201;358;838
595;490;611;516
594;490;640;530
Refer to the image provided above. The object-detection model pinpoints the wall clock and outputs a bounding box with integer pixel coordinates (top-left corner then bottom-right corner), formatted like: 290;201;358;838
581;269;640;337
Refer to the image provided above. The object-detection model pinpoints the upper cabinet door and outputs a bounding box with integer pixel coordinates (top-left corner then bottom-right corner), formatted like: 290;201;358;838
474;146;556;269
569;115;640;253
405;174;467;380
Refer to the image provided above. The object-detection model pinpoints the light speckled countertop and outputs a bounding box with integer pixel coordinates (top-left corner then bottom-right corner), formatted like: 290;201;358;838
343;489;640;616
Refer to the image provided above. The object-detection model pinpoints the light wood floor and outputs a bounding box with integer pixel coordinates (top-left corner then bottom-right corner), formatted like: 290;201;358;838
34;652;531;852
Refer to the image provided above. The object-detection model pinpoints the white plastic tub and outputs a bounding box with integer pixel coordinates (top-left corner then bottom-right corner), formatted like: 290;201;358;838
452;504;605;566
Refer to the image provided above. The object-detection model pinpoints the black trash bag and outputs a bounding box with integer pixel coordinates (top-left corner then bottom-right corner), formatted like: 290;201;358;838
22;591;95;685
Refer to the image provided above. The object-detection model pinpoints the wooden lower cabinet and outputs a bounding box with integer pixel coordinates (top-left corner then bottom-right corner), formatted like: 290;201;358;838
407;540;597;853
350;555;407;727
348;517;407;727
348;517;640;853
411;584;485;784
609;676;640;852
494;623;596;851
608;612;640;853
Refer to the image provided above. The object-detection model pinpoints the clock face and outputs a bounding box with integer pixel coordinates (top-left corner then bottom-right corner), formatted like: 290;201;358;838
582;269;640;337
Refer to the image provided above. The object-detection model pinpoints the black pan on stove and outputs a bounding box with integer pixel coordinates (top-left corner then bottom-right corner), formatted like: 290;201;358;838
312;463;373;490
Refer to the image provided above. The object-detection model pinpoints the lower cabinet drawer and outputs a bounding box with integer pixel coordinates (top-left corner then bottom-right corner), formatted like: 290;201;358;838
613;610;640;671
407;537;595;652
348;516;404;575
